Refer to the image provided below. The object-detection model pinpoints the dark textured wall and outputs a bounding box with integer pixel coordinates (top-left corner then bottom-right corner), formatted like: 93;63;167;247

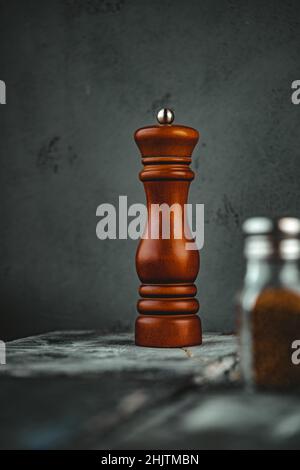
1;0;300;339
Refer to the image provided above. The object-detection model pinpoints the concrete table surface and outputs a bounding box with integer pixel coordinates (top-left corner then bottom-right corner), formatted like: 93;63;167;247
0;331;299;450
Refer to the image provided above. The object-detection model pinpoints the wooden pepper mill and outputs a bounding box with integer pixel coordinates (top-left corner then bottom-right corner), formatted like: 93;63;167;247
134;109;202;347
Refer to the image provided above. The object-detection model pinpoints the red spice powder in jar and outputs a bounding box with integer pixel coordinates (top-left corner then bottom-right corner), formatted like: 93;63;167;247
251;288;300;389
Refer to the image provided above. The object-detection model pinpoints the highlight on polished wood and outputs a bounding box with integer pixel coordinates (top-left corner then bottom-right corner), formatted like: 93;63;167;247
134;109;202;348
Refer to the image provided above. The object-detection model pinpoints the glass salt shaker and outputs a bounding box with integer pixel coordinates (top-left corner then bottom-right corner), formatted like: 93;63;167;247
238;217;300;390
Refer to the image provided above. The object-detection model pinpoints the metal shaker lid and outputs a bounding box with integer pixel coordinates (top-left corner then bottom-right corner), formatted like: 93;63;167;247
243;217;300;259
243;217;300;238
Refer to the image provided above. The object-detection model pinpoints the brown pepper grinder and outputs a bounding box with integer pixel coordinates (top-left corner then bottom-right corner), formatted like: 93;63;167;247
134;109;202;347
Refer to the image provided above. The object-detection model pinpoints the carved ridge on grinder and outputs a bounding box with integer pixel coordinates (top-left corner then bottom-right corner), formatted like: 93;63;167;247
139;283;197;298
134;109;202;348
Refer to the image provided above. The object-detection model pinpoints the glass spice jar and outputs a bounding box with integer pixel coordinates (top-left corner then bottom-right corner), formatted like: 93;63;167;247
238;217;300;390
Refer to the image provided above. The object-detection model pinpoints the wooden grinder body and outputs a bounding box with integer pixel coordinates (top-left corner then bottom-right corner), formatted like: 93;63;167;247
134;111;202;347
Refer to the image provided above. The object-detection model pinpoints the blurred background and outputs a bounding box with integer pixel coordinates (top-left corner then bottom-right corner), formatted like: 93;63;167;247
1;0;300;339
